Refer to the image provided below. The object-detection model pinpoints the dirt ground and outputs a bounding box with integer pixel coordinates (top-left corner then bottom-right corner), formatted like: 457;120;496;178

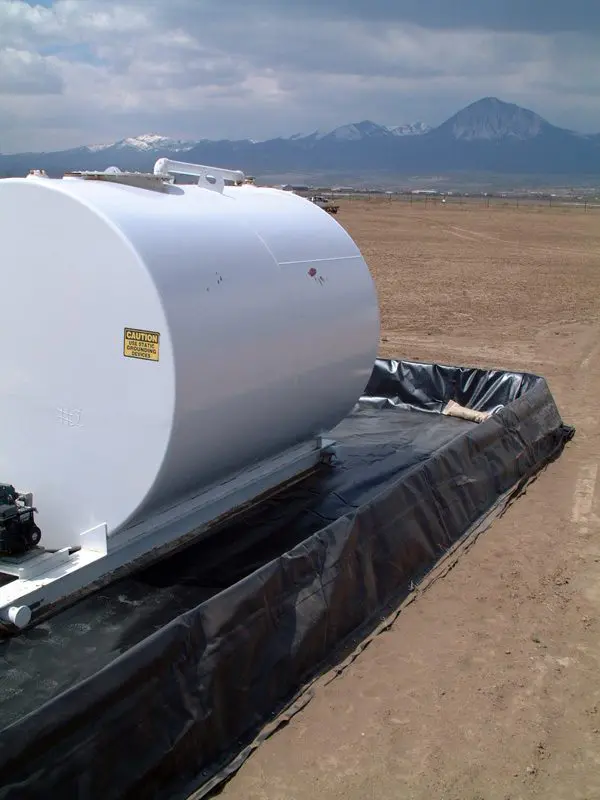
219;200;600;800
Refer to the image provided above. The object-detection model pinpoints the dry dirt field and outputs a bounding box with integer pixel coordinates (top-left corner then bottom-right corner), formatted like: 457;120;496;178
219;199;600;800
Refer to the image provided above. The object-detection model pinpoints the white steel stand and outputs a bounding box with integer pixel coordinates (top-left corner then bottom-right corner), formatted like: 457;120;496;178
0;437;334;631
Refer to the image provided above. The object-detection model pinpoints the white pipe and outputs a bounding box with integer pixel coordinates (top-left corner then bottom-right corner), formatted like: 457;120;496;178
154;158;245;184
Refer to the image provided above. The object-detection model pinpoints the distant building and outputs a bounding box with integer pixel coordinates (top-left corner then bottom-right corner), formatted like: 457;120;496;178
279;184;310;192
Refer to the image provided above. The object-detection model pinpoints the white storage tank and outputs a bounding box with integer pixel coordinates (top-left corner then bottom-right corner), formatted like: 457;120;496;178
0;166;380;551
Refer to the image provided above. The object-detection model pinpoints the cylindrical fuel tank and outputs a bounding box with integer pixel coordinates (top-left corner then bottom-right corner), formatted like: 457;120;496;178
0;174;380;549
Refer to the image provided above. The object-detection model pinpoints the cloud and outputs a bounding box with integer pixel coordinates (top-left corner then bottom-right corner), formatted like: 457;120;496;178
0;47;64;94
192;0;600;34
0;0;599;153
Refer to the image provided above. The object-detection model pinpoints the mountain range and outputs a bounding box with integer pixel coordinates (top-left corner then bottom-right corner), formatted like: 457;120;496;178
1;98;600;182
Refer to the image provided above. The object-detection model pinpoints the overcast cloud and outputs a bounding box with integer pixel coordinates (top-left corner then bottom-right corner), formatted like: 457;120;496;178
1;0;599;153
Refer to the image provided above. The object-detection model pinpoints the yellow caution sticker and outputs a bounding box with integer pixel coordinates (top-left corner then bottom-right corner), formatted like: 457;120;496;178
123;328;160;362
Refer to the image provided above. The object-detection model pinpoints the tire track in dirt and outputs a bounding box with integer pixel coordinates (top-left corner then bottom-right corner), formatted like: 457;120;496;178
407;213;596;258
447;225;595;259
571;464;598;535
570;334;600;556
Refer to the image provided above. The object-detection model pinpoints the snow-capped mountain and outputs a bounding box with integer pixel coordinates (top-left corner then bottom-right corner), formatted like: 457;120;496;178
435;97;545;141
390;122;432;136
85;134;200;153
315;121;392;141
81;121;431;153
2;98;599;178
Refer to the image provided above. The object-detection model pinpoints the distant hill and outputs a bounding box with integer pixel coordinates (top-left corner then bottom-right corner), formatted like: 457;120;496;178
1;98;599;180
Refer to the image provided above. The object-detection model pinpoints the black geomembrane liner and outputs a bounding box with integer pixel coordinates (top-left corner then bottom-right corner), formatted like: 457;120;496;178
0;359;573;800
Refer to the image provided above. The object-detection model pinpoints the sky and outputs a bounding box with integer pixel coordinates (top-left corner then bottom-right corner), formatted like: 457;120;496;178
1;0;600;153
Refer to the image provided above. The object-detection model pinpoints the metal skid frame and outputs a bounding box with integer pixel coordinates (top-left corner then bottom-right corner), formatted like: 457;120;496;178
0;437;334;631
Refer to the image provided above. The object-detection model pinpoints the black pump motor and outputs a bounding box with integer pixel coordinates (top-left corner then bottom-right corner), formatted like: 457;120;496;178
0;483;42;557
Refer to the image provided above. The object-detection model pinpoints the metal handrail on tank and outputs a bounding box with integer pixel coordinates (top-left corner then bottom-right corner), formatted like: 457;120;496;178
153;158;245;186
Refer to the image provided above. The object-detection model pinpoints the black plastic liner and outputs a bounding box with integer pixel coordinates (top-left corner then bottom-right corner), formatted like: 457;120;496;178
0;359;573;800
